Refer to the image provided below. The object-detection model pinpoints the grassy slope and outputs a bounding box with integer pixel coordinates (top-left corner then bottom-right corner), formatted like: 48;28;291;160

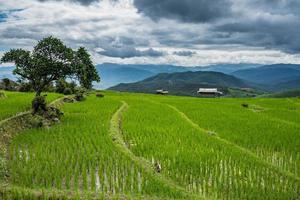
1;91;300;199
117;93;299;199
0;91;62;121
157;96;300;177
6;94;193;199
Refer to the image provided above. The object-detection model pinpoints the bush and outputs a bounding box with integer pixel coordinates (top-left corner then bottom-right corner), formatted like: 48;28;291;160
241;103;249;108
18;82;33;92
96;93;104;98
29;115;44;128
0;78;19;91
55;79;79;94
75;91;85;101
63;88;72;95
32;96;47;114
63;97;75;103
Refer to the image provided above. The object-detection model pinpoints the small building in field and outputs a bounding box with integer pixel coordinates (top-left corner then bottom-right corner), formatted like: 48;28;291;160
156;89;169;95
197;88;223;97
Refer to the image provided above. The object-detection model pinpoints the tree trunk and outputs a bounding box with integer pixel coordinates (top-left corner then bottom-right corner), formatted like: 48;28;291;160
35;89;42;97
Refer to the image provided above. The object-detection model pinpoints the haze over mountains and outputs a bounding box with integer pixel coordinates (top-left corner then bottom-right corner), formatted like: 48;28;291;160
107;63;300;96
1;63;300;95
231;64;300;91
95;63;260;89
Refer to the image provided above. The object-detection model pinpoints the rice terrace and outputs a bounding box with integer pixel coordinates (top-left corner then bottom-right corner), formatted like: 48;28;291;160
0;89;299;199
1;0;300;199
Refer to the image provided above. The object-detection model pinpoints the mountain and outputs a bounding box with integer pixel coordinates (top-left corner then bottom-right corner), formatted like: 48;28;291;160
273;79;300;91
195;64;260;74
95;63;259;89
109;71;250;96
0;63;261;89
260;89;300;98
231;64;300;91
95;63;191;89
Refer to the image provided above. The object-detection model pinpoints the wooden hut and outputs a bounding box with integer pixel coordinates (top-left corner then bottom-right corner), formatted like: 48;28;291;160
197;88;223;97
156;89;169;95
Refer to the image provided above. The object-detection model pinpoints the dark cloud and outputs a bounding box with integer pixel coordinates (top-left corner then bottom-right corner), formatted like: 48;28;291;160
133;0;232;23
212;17;300;53
132;0;300;53
37;0;100;5
98;46;164;59
173;51;195;57
244;0;300;15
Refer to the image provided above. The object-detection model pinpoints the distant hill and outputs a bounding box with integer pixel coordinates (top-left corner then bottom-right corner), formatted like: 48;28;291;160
231;64;300;91
260;89;300;98
95;63;190;88
196;64;260;74
109;71;250;96
95;63;259;89
0;63;261;89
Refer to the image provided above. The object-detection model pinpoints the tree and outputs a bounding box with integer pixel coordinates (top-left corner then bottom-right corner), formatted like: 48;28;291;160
1;36;74;97
74;47;100;89
2;78;11;90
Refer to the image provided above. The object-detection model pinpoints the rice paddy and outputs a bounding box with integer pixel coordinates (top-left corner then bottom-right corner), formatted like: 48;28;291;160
0;91;62;121
0;91;299;199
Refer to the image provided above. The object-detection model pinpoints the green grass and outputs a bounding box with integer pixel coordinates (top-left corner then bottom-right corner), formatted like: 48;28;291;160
159;96;300;177
0;91;62;121
1;91;300;199
119;95;299;199
6;95;191;199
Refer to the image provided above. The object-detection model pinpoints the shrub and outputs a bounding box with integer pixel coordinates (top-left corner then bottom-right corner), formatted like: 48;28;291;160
32;95;47;114
63;97;75;103
18;82;33;92
241;103;249;108
56;79;76;94
63;88;72;95
0;78;19;91
75;92;85;101
96;93;104;98
29;115;44;128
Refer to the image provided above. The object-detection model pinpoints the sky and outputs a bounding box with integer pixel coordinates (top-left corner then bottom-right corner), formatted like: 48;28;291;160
1;0;300;67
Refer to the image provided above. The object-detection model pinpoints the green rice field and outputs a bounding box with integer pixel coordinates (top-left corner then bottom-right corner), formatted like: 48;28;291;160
0;91;299;199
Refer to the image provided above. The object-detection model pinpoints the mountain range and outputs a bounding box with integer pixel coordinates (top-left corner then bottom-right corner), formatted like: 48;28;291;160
109;71;251;97
231;64;300;91
1;63;300;95
95;63;259;88
109;63;300;96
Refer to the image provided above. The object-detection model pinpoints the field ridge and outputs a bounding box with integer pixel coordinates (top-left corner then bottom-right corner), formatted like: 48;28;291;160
109;101;204;199
166;104;300;180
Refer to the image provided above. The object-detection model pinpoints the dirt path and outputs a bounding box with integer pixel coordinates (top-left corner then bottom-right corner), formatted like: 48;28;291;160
166;104;300;181
109;101;204;200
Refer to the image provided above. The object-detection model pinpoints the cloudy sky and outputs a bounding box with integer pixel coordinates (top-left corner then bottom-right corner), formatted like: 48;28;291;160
1;0;300;66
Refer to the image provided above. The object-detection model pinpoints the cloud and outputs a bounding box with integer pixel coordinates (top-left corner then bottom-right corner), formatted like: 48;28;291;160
133;0;232;23
173;51;195;57
0;0;300;66
210;0;300;53
98;46;164;58
37;0;99;6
